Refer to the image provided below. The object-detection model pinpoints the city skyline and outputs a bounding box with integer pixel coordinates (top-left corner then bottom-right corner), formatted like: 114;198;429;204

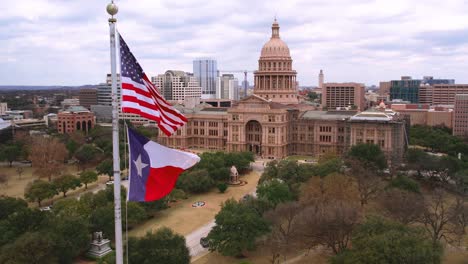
1;0;468;86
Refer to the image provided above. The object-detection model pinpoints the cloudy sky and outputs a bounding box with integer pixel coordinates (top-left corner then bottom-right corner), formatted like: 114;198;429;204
1;0;468;86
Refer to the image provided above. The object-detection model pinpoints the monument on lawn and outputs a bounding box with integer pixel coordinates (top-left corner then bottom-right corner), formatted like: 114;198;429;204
229;165;240;185
87;231;112;258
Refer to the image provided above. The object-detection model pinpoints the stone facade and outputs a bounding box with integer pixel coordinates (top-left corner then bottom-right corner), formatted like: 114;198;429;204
157;20;407;164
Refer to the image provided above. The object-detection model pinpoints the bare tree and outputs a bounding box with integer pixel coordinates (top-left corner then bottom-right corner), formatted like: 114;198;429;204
300;173;359;206
28;136;67;181
379;189;425;225
347;159;383;206
449;196;467;244
263;201;303;262
16;167;24;180
0;173;8;187
419;189;464;246
298;201;361;254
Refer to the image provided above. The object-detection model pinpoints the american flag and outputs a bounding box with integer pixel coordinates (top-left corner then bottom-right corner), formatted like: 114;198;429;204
119;33;187;136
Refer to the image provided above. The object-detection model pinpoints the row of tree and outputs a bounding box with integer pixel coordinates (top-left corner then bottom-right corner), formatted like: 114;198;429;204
0;180;176;263
24;171;98;206
410;125;468;156
206;143;467;263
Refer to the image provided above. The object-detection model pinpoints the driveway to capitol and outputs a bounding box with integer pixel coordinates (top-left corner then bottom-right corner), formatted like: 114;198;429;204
186;160;265;260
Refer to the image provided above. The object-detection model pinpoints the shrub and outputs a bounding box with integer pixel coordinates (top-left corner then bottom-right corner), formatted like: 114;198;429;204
217;183;228;193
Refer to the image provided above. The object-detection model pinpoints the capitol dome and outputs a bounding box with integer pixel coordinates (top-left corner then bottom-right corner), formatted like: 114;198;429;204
260;19;290;58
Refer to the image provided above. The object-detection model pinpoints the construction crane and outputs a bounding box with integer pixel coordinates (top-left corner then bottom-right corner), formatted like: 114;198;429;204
218;70;254;98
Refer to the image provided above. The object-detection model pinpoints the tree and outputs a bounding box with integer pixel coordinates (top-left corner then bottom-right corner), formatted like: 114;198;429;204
24;180;56;206
176;169;215;193
0;232;58;264
47;215;89;264
97;159;113;181
207;199;270;257
419;189;465;246
257;179;294;208
53;174;81;197
331;216;443;264
378;189;425;225
217;182;228;193
298;201;361;254
79;170;98;189
263;201;303;262
224;152;254;173
348;143;387;170
0;196;28;220
0;142;23;167
314;154;343;177
90;204;115;238
0;173;8;187
28;137;67;181
196;152;230;181
346;159;382;206
300;173;359;206
16;167;24;180
454;170;468;195
74;144;99;170
0;207;47;248
124;202;148;228
386;174;421;193
65;139;79;158
128;228;190;264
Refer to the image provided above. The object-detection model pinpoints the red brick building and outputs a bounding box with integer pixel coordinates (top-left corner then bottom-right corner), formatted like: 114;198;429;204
57;106;95;134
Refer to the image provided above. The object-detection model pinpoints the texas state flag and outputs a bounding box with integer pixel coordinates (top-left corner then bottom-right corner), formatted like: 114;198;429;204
127;127;200;202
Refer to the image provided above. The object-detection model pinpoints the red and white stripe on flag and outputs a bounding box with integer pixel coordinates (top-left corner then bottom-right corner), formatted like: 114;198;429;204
118;33;187;136
121;74;187;136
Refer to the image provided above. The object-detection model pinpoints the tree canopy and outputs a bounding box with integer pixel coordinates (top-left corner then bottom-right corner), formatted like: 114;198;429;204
207;199;270;257
332;216;442;264
24;180;56;206
348;143;387;170
127;228;190;264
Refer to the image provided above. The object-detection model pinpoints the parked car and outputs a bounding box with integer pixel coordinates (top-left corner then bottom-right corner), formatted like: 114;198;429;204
39;206;52;212
106;180;114;186
200;237;210;248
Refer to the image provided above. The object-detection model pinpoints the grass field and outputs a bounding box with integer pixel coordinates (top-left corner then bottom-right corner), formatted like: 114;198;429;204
128;170;261;238
0;164;108;206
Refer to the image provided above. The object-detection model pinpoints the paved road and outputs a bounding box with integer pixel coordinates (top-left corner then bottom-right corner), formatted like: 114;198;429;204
187;160;265;261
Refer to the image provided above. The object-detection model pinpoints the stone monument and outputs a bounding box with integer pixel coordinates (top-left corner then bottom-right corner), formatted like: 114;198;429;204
229;165;240;185
87;231;112;258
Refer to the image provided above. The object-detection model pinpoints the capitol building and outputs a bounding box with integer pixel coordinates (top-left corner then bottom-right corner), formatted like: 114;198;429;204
157;20;407;165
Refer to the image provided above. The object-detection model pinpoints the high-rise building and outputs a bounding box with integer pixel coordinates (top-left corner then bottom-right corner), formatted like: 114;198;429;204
79;88;98;109
433;84;468;105
0;103;7;115
152;71;202;101
193;58;217;99
453;94;468;137
216;74;239;100
253;19;299;104
390;76;455;103
97;74;121;106
318;69;324;89
322;83;365;111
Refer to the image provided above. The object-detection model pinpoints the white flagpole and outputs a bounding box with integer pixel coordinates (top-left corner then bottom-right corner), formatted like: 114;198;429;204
107;2;124;264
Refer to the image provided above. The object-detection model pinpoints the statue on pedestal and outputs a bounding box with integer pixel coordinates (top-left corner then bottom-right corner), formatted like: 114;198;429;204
229;165;240;185
87;231;112;258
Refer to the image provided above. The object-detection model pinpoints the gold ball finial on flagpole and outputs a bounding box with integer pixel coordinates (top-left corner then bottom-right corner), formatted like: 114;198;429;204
107;1;118;22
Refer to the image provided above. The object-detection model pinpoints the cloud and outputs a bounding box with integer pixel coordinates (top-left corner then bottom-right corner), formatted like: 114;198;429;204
1;0;468;85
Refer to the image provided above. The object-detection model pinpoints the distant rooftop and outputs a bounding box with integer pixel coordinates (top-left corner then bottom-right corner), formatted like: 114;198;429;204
63;106;90;113
301;110;357;120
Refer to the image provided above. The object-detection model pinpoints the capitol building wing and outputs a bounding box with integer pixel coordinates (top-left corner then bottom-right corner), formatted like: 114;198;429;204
157;20;407;164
